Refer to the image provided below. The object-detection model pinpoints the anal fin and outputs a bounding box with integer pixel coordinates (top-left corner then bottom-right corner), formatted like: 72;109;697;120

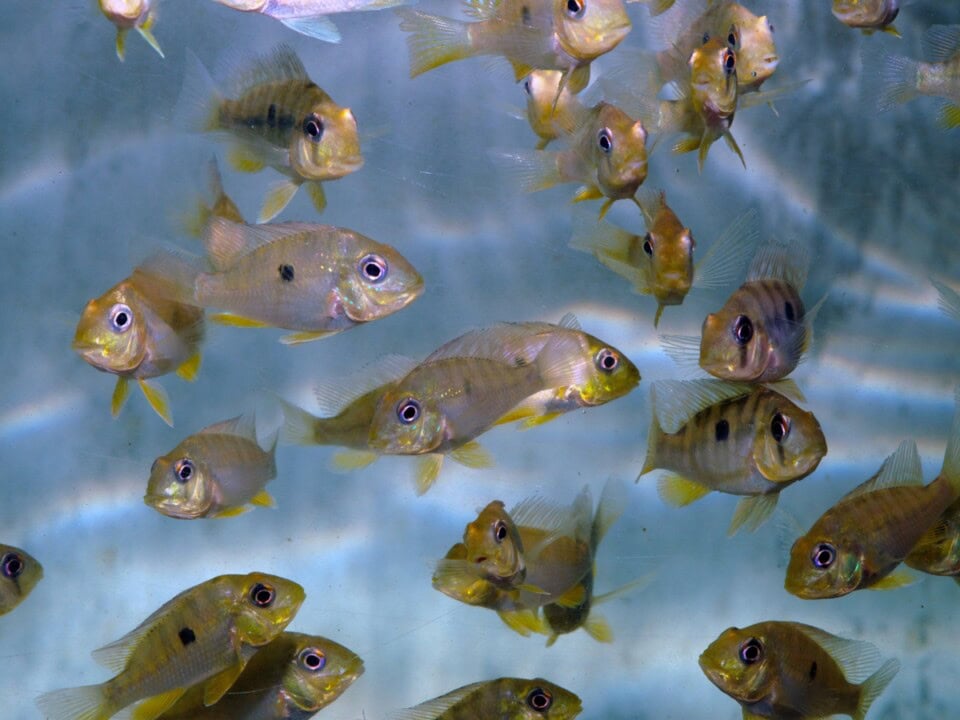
203;662;245;706
138;379;173;426
130;687;185;720
657;473;710;507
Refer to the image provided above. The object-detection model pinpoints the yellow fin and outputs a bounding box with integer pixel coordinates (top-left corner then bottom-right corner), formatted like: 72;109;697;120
583;614;613;643
203;663;245;706
115;28;128;61
673;136;700;155
728;494;778;535
331;450;379;472
495;405;538;426
415;453;445;495
250;489;275;508
518;412;561;430
138;380;173;427
210;313;270;329
259;179;300;222
554;583;587;608
571;186;604;203
497;609;544;637
653;303;665;327
723;132;746;169
449;441;493;469
597;198;614;220
213;505;251;519
657;473;710;507
228;145;265;173
280;329;340;345
396;8;473;78
111;377;131;417
881;24;901;38
939;104;960;129
130;687;185;720
306;182;327;213
869;569;915;591
176;353;202;382
136;17;165;59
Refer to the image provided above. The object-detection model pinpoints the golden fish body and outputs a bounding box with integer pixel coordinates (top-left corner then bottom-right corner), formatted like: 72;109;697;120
635;190;695;320
0;544;43;616
99;0;163;60
281;384;396;450
395;678;582;720
879;26;960;129
832;0;899;35
522;70;585;149
156;632;363;720
35;573;306;720
699;621;900;720
145;415;278;519
690;38;738;150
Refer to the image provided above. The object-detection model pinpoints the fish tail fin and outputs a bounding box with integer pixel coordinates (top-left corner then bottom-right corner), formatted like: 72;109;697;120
640;0;675;17
938;102;960;130
396;8;473;78
940;386;960;498
593;478;628;546
173;50;222;134
855;658;900;720
637;393;663;482
583;613;614;643
35;684;111;720
568;210;648;289
180;157;246;238
280;15;342;43
491;149;563;192
877;53;920;112
276;397;320;445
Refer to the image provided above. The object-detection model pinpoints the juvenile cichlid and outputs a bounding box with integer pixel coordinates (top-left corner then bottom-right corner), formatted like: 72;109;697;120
182;45;362;221
878;25;960;129
73;266;205;426
786;393;960;599
156;632;363;720
145;414;278;519
0;544;43;616
639;380;827;535
213;0;408;44
832;0;899;37
522;70;586;149
99;0;163;60
393;677;582;720
699;621;900;720
35;572;305;720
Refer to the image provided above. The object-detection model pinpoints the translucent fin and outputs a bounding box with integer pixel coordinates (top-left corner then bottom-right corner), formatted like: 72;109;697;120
250;489;275;508
314;355;417;415
210;313;271;329
517;411;561;429
176;353;202;382
129;687;185;720
855;659;900;720
583;614;613;643
728;494;778;535
932;277;960;322
396;8;473;78
226;44;309;96
135;19;165;59
331;450;380;471
788;623;881;684
111;377;131;418
462;0;498;20
136;251;201;306
722;132;746;169
492;149;563;192
392;681;491;720
259;179;300;222
203;663;245;706
767;378;806;404
415;454;445;495
229;145;266;173
738;80;811;112
638;398;664;480
305;181;327;214
115;28;127;62
846;440;922;500
497;608;544;637
923;25;960;62
173;51;221;134
940;386;960;495
938;103;960;130
694;208;760;290
280;329;340;345
657;473;710;507
568;211;647;290
880;24;901;39
34;684;108;720
747;236;810;290
652;379;753;434
593;574;653;606
280;15;341;43
138;380;173;426
202;413;257;440
571;186;605;204
277;398;320;445
637;0;675;17
877;54;919;112
496;403;539;427
673;135;701;156
593;478;628;547
868;568;916;590
659;333;702;371
449;441;493;469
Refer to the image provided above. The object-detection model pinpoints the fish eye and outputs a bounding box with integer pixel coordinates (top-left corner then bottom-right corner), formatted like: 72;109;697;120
723;49;736;74
302;113;324;142
494;520;509;543
359;254;388;283
250;582;276;608
812;542;836;569
298;647;327;672
594;348;620;373
770;412;791;443
642;232;654;256
527;687;553;712
565;0;584;19
597;128;613;154
523;78;532;95
732;315;753;345
397;398;421;425
701;32;710;44
110;303;133;333
739;637;763;665
2;553;24;579
174;459;195;483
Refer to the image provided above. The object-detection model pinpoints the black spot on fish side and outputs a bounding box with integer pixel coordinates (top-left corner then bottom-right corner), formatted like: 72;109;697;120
715;419;729;442
267;103;277;127
279;264;295;282
808;661;817;681
521;5;532;25
784;301;795;322
179;627;196;646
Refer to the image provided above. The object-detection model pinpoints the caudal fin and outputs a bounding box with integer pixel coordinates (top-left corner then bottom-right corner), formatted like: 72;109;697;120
396;8;473;78
877;54;920;112
855;658;900;720
35;684;109;720
277;397;320;445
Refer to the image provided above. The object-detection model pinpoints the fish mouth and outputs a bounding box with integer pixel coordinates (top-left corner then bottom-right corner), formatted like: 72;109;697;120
143;494;204;519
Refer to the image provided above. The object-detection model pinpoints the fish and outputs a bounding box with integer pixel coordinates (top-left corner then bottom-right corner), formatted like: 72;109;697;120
699;621;900;720
785;392;960;599
0;544;43;616
521;70;586;149
144;216;423;345
98;0;163;60
212;0;408;43
903;496;960;583
179;45;362;221
832;0;899;37
72;265;206;427
35;572;306;720
570;197;760;326
877;25;960;129
393;677;582;720
638;380;827;535
144;414;278;519
396;0;631;93
155;632;363;720
499;101;648;219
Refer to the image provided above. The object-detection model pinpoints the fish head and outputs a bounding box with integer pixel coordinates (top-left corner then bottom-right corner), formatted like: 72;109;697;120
698;302;769;381
785;535;863;599
728;11;779;89
647;225;695;307
144;451;215;519
0;545;43;612
461;501;526;583
698;625;775;704
291;104;364;181
73;281;149;376
553;0;631;62
283;635;365;712
99;0;148;26
231;573;306;647
591;103;648;199
690;38;738;120
368;387;446;455
753;392;827;484
571;334;640;406
523;71;576;140
503;678;583;719
338;234;424;323
432;557;503;606
832;0;898;29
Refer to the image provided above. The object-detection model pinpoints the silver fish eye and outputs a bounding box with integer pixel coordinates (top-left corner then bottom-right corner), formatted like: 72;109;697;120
397;398;421;425
174;459;195;483
739;637;763;664
594;348;619;373
722;49;736;75
527;688;553;712
110;303;133;333
812;542;836;569
597;128;613;154
732;315;753;345
494;520;508;543
770;412;791;443
250;582;276;607
299;647;327;672
359;254;388;283
642;232;654;256
302;113;324;143
523;78;532;95
565;0;585;19
2;553;24;579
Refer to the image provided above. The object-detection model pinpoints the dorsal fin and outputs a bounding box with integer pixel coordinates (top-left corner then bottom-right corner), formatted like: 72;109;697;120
747;236;810;290
314;355;417;416
391;682;490;720
557;312;581;330
844;440;923;500
652;379;753;434
923;24;960;64
461;0;500;19
200;413;258;442
227;44;310;97
785;622;881;684
203;219;323;271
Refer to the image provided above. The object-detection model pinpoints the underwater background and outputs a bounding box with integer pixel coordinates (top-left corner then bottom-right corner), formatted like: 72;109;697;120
1;0;958;718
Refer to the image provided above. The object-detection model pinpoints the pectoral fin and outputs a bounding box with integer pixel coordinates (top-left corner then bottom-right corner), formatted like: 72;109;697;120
115;29;128;61
259;180;301;222
130;687;185;720
203;663;246;706
554;583;587;608
250;489;275;508
228;145;266;173
657;473;710;507
449;441;493;469
415;454;446;495
136;17;165;59
306;182;327;213
868;569;915;591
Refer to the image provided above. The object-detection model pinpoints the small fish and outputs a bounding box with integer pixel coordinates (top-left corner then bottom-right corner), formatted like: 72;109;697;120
638;380;827;535
785;395;960;599
877;25;960;129
0;544;43;616
73;266;206;426
832;0;899;37
396;0;631;92
156;632;363;720
35;572;305;720
99;0;163;60
393;677;582;720
146;216;423;345
145;414;278;519
699;621;900;720
213;0;408;43
522;70;586;149
180;45;362;221
570;196;759;326
500;101;648;218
